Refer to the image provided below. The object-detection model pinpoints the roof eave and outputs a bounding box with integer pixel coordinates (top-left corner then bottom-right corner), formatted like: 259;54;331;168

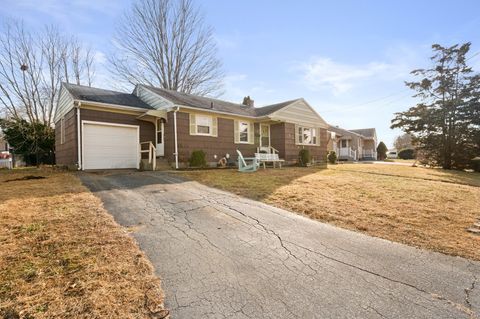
74;99;153;112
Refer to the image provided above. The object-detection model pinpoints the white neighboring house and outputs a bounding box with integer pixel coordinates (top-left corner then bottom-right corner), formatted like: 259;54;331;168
0;133;12;169
327;126;378;161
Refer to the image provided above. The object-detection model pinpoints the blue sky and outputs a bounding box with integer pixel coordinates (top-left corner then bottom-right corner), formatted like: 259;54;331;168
1;0;480;147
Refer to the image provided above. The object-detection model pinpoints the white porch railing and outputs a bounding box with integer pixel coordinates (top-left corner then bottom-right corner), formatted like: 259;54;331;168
257;146;279;154
0;157;12;169
339;147;357;160
362;149;377;159
140;141;156;170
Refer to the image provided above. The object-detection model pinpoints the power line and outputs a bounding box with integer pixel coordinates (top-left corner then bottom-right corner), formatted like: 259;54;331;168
466;50;480;61
320;89;411;114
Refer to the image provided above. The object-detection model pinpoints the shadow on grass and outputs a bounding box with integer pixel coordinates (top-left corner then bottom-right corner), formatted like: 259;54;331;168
177;166;328;201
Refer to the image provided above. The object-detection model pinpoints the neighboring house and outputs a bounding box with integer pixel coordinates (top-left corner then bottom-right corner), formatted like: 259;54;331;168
327;125;378;161
0;133;8;152
0;133;12;169
54;83;329;170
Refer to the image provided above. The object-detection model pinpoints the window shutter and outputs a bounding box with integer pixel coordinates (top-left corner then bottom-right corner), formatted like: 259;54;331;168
316;128;321;146
295;124;300;145
212;117;218;137
248;122;254;144
189;113;196;135
234;120;239;143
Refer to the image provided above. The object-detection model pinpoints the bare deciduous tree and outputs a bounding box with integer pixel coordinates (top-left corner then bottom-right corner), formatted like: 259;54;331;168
393;133;413;150
0;20;96;126
110;0;224;96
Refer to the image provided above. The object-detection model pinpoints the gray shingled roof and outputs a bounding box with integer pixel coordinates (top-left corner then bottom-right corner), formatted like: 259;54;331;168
141;85;298;117
254;99;302;116
328;125;362;137
63;83;154;110
349;128;376;138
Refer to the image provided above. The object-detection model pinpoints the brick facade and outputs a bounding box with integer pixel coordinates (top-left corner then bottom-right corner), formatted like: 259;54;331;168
165;111;327;166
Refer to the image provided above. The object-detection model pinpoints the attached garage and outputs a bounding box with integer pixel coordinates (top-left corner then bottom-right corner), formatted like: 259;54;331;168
82;121;140;170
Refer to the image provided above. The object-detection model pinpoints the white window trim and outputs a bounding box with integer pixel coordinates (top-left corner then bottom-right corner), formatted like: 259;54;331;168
60;117;65;144
190;114;217;137
237;120;251;144
196;115;212;136
297;126;318;146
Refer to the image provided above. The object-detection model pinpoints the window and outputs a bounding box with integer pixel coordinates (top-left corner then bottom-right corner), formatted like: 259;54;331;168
60;118;65;144
297;126;318;145
196;115;212;135
341;139;347;148
239;121;249;143
234;120;253;144
189;114;217;136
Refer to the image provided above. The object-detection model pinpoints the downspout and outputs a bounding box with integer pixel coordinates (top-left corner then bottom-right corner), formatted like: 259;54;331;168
76;102;82;170
173;106;179;169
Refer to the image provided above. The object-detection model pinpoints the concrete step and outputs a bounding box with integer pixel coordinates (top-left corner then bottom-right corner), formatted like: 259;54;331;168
467;227;480;235
155;158;172;171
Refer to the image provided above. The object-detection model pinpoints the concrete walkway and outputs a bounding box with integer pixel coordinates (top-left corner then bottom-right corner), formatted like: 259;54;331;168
80;171;479;319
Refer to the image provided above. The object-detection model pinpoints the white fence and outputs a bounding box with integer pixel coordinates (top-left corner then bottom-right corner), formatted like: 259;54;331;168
338;147;357;160
0;158;12;169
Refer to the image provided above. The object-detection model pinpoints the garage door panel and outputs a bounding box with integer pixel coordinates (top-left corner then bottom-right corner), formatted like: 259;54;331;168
83;122;139;170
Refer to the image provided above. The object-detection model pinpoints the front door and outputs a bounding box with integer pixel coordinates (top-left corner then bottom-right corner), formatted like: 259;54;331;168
156;119;165;156
260;124;270;149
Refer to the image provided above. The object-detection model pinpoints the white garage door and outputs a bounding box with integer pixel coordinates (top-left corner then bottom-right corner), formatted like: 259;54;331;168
83;121;139;170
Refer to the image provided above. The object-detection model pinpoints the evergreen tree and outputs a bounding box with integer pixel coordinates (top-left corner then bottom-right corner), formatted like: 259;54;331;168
376;141;388;160
0;118;55;165
391;43;480;169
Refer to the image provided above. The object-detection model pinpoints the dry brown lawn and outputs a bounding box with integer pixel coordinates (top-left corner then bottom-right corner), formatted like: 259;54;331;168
0;168;168;319
179;163;480;260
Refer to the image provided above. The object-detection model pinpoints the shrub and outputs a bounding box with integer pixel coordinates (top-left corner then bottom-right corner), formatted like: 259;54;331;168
376;142;388;160
299;149;310;167
188;150;207;167
398;148;415;160
327;151;337;164
472;157;480;172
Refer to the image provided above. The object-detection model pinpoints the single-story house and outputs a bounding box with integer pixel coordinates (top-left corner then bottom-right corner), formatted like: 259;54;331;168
54;83;331;170
327;125;378;161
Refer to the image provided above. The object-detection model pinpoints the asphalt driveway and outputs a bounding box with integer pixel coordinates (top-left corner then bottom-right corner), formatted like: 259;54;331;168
80;171;479;319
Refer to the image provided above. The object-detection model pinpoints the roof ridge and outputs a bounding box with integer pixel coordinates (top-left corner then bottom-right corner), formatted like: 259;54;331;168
64;82;129;95
140;84;248;107
140;84;302;110
257;98;302;109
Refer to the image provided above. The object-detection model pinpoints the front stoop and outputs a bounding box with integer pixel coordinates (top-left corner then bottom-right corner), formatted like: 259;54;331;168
140;158;173;171
155;158;173;171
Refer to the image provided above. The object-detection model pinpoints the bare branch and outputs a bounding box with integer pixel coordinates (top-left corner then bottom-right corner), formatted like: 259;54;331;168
109;0;224;96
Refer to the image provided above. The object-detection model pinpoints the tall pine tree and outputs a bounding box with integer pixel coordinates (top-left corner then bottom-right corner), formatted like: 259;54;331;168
391;43;480;169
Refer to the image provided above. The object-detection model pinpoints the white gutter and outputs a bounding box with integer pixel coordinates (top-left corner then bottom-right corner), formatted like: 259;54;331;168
73;99;150;113
76;102;82;170
173;106;179;169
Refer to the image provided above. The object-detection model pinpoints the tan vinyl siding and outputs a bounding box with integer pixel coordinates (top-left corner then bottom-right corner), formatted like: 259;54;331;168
269;100;328;128
135;85;172;109
54;86;74;123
